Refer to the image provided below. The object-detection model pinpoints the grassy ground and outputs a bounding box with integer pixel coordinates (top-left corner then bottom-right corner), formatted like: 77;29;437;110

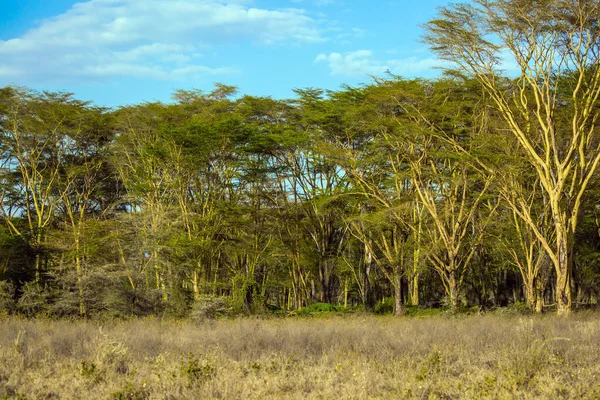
1;313;600;399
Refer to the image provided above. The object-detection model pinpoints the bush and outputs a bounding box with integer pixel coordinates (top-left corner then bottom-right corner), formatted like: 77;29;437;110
165;286;194;318
404;305;444;317
17;281;54;317
374;297;395;315
103;280;165;318
190;296;233;321
0;281;16;315
492;302;533;316
304;302;335;312
180;352;216;384
297;302;346;315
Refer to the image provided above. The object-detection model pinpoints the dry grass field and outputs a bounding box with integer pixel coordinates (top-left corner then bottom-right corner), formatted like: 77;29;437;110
1;313;600;399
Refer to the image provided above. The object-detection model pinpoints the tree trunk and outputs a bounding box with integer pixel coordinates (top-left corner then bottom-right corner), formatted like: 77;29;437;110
524;279;536;311
319;259;334;304
448;270;459;311
344;278;348;308
192;270;200;300
555;227;573;316
534;252;551;313
411;204;422;306
363;243;375;311
411;272;419;306
394;274;404;316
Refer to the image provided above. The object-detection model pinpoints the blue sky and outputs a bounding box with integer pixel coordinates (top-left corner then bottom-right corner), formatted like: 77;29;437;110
0;0;453;107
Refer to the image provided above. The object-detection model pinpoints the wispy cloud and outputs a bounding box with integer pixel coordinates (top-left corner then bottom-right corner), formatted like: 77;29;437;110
0;0;324;83
289;0;339;6
314;50;445;77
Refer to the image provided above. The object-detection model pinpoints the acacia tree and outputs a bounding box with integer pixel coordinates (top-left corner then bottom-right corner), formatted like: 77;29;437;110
323;83;422;314
425;0;600;314
380;78;499;310
280;89;350;305
166;87;244;299
55;106;113;317
0;88;91;282
112;102;182;302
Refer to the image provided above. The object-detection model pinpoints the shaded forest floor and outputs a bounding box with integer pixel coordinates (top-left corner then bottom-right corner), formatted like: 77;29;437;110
1;313;600;399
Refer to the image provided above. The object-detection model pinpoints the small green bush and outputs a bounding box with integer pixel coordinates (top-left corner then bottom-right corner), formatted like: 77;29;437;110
298;302;347;314
17;282;54;317
304;302;335;312
374;297;395;315
266;304;283;313
109;382;149;400
492;302;533;316
180;353;216;384
0;281;16;315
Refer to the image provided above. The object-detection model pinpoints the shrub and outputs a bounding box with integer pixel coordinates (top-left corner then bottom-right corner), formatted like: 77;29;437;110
304;302;335;312
0;281;16;315
190;295;233;321
17;281;54;317
180;353;216;384
164;285;194;318
492;302;533;316
109;382;149;400
374;297;395;315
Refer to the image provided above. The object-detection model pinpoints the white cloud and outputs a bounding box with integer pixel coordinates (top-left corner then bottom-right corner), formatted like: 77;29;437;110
0;0;324;83
315;50;445;77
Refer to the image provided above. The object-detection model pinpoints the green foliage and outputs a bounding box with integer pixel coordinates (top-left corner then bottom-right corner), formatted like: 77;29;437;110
492;302;533;316
179;353;216;384
416;349;442;381
109;382;149;400
374;297;395;315
16;282;54;317
230;274;265;315
190;296;233;321
0;281;15;315
297;302;347;315
0;71;599;319
79;360;103;383
164;285;194;318
305;302;335;312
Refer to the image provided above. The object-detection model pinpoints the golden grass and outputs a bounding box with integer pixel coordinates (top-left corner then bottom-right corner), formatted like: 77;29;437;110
1;313;600;399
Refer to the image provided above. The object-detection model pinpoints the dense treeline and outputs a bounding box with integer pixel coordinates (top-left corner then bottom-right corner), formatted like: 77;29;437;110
0;76;597;318
0;0;599;318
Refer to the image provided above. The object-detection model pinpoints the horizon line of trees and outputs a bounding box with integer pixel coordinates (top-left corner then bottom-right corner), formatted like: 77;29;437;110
0;0;599;318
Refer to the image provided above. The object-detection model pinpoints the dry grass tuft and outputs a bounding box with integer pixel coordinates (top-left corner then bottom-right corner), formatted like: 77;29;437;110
1;313;600;399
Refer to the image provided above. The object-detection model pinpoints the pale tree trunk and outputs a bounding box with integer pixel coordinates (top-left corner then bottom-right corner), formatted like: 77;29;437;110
424;0;600;316
192;270;200;300
394;273;404;316
363;239;374;310
447;270;459;311
343;278;348;308
410;245;420;306
555;225;573;316
411;273;419;306
524;279;536;311
410;205;422;306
